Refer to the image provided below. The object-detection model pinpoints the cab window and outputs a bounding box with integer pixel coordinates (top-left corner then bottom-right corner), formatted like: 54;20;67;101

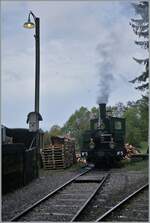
115;121;122;130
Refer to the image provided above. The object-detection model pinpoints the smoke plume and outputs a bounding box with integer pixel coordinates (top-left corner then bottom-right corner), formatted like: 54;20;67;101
96;43;115;104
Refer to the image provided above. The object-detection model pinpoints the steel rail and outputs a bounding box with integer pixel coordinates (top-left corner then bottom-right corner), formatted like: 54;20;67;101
96;183;148;222
10;167;92;222
71;173;110;222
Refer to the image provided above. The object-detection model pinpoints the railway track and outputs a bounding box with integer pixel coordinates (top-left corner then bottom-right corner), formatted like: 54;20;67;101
71;171;148;222
10;168;148;222
10;167;109;222
96;183;148;222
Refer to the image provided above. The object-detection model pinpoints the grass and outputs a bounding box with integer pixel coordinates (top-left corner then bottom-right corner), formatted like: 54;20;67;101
121;159;149;173
139;141;148;154
66;162;87;171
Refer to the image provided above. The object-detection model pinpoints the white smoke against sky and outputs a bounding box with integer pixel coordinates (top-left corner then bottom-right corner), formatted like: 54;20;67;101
96;42;115;104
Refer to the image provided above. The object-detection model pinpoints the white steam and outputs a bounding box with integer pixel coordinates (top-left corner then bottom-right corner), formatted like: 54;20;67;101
96;43;115;104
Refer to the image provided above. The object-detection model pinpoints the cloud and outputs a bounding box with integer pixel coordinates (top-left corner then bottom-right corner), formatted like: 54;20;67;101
1;0;145;129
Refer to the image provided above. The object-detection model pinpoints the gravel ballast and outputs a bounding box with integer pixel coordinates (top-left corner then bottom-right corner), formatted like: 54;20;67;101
2;161;148;222
2;166;85;221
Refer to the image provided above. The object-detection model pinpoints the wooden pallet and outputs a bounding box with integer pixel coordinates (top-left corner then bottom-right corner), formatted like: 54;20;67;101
42;161;71;170
41;142;76;170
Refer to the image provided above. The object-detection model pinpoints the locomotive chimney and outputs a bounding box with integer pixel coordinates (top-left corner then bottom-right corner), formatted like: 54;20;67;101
99;103;106;120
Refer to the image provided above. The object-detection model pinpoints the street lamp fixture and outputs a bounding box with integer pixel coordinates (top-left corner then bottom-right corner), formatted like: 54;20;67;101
23;11;35;29
23;21;35;29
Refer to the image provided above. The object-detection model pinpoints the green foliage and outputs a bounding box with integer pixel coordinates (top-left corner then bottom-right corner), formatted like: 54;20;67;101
43;131;51;146
130;1;149;91
123;106;141;146
140;141;148;153
43;125;62;146
122;159;148;172
44;98;148;150
49;125;62;136
111;102;126;117
123;97;148;147
91;107;99;117
61;107;90;150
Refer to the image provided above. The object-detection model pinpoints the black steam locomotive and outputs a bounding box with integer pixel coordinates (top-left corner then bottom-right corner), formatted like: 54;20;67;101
81;103;126;167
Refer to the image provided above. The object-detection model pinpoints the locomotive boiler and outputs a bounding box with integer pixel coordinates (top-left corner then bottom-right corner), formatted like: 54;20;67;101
81;103;126;167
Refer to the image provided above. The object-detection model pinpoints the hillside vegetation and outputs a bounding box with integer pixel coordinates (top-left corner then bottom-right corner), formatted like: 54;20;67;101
44;96;148;153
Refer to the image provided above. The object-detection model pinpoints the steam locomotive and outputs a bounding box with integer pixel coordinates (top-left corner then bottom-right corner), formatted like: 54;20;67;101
81;103;126;167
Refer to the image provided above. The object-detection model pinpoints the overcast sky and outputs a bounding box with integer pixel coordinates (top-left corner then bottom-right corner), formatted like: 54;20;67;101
2;0;146;130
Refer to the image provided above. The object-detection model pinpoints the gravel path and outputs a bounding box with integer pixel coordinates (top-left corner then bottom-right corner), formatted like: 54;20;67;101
2;166;85;221
104;187;149;222
2;163;148;222
72;170;148;222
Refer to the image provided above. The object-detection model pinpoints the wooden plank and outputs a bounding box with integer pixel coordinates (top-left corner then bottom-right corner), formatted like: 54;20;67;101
41;140;76;169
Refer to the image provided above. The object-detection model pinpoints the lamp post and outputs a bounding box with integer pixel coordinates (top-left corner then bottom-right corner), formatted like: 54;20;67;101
24;11;42;177
24;11;42;131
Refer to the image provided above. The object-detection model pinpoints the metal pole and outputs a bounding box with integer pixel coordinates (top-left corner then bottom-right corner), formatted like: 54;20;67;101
34;17;40;177
35;17;40;114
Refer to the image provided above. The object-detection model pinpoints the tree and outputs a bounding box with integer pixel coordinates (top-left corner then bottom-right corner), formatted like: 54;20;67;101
123;97;148;147
62;107;90;150
136;96;148;141
43;125;62;146
123;104;142;146
130;1;149;91
44;131;51;146
46;100;148;150
90;106;99;119
49;125;62;136
111;102;126;117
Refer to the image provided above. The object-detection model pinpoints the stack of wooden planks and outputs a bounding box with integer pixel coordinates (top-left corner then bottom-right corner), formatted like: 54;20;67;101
124;143;141;159
41;136;76;170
